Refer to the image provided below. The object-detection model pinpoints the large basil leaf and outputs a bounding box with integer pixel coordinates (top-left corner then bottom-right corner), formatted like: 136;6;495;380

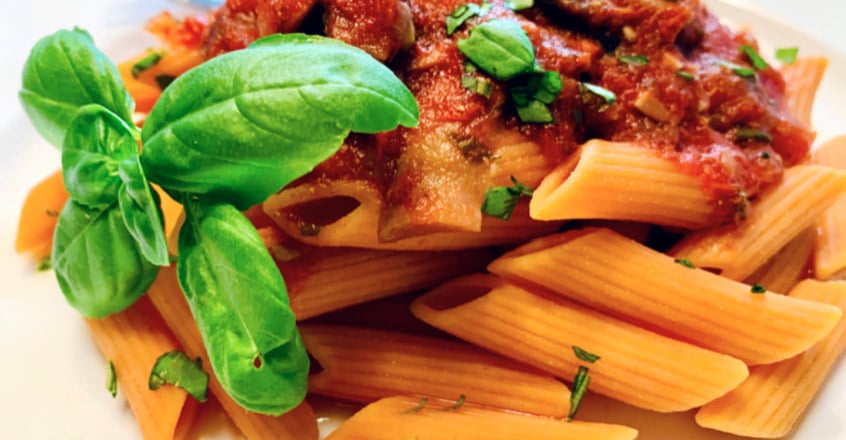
19;28;134;148
118;155;170;266
177;197;308;414
141;34;419;210
62;104;138;209
457;19;535;80
52;199;159;318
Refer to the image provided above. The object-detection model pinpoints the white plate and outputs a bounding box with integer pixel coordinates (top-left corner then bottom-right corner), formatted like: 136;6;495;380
1;1;844;438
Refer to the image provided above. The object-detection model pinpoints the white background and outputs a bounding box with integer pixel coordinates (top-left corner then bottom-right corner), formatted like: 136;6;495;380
0;1;844;439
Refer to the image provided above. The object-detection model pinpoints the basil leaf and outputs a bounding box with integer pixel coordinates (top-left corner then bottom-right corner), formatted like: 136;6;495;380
61;105;137;209
118;155;170;266
107;360;117;398
149;350;209;402
177;198;308;414
19;28;134;148
775;47;799;65
447;3;483;36
568;365;591;420
740;44;769;71
52;199;159;318
481;176;533;220
141;34;419;210
505;0;533;10
581;82;616;104
457;19;535;81
572;346;601;363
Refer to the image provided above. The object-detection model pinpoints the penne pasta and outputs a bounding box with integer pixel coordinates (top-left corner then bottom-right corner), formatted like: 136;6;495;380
488;227;842;365
146;267;320;440
256;224;494;320
744;227;815;294
84;296;195;440
325;395;638;440
811;135;846;280
779;56;829;129
670;165;846;280
696;280;846;438
529;140;725;229
300;324;572;417
411;274;749;412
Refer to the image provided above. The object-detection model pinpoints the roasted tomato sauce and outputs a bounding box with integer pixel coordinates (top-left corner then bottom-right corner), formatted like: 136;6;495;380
200;0;812;226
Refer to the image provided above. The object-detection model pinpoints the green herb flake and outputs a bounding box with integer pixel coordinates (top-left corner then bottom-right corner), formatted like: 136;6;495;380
719;60;756;78
149;350;210;402
403;396;429;414
751;283;767;294
446;3;482;36
505;0;533;10
107;360;117;398
674;258;696;269
736;127;772;143
572;346;600;363
510;70;562;123
568;366;591;421
131;51;164;78
155;74;176;91
775;47;799;65
618;54;649;66
37;257;52;272
761;151;771;159
581;82;616;104
481;176;534;220
740;45;769;70
675;70;695;81
444;394;467;411
461;72;493;98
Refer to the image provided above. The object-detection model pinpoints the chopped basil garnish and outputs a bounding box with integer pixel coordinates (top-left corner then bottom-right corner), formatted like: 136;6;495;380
481;176;534;220
457;19;536;81
581;82;616;104
736;127;772;143
462;71;493;97
403;396;429;413
505;0;533;10
131;51;164;78
37;256;52;271
740;45;769;70
149;350;210;402
674;258;696;269
446;2;491;36
618;54;649;66
568;366;591;421
751;283;767;294
719;60;755;78
572;346;600;363
675;70;695;81
760;151;771;159
511;70;562;123
107;360;117;398
775;47;799;65
444;394;467;411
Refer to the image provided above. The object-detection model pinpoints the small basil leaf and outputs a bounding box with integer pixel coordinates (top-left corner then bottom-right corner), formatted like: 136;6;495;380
118;155;170;266
19;28;134;148
177;198;308;414
149;350;210;402
141;34;419;210
457;19;535;81
62;105;138;209
52;199;159;318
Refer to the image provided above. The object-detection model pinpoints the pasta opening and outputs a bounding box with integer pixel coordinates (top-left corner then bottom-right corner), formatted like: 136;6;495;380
282;196;362;227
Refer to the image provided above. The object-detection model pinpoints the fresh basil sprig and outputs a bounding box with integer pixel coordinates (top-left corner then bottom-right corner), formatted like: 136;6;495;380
178;197;308;414
141;33;419;210
19;28;134;148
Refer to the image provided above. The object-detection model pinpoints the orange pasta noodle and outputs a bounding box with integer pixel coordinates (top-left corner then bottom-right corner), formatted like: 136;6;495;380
811;135;846;279
670;164;846;281
84;296;196;440
146;267;320;440
300;324;572;417
411;274;748;412
14;169;68;259
696;280;846;438
744;227;815;294
325;395;638;440
256;224;494;320
529;139;724;229
779;56;829;129
486;128;555;187
488;227;842;365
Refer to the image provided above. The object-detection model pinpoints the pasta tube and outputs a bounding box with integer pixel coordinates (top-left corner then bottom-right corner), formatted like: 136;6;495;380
325;395;638;440
488;227;842;365
696;280;846;438
300;324;572;417
811;135;846;279
780;56;828;129
411;274;748;412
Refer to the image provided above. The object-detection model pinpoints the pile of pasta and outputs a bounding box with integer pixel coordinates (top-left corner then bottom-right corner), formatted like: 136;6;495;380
14;10;846;440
